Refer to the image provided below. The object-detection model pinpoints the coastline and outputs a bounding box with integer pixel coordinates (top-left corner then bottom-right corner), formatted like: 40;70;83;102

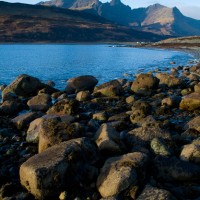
1;56;200;199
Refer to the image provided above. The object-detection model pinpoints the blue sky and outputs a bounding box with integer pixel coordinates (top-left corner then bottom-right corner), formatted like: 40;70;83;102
4;0;200;19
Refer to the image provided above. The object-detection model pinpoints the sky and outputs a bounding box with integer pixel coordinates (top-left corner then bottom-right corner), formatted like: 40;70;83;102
4;0;200;20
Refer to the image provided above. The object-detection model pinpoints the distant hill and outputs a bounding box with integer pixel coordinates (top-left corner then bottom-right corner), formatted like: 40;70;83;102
39;0;200;37
0;1;165;42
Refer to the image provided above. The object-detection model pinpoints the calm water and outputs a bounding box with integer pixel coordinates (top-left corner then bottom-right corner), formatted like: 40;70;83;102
0;44;193;90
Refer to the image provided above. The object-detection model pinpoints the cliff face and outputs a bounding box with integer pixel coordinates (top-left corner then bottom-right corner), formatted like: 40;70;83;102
39;0;200;36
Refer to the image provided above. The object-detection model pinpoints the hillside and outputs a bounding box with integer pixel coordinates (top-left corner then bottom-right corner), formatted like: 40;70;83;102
0;1;166;42
39;0;200;37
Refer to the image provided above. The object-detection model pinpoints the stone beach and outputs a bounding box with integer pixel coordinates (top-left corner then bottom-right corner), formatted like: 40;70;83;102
1;60;200;200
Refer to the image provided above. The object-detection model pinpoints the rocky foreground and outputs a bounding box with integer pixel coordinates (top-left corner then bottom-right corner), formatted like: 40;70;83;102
1;62;200;200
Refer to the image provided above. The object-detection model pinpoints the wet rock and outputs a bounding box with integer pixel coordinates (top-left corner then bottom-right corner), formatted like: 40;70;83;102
66;75;98;94
137;185;177;200
151;138;172;156
94;80;123;97
94;123;121;154
20;138;98;199
2;74;57;100
11;111;42;130
0;84;7;91
97;152;148;198
27;94;52;111
47;99;79;115
153;156;200;182
131;74;159;94
180;93;200;111
76;91;91;101
156;73;182;88
39;116;83;153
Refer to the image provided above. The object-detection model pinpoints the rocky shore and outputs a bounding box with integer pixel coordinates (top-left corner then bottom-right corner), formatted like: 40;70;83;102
1;60;200;200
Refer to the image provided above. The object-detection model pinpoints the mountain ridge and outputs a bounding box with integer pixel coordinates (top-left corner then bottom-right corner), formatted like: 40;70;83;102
38;0;200;36
0;1;166;43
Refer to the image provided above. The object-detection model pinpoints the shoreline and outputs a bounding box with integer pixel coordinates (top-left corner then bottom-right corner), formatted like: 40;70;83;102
1;58;200;199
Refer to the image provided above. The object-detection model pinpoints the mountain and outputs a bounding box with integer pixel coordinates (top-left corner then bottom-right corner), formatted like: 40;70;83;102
39;0;200;37
0;1;165;43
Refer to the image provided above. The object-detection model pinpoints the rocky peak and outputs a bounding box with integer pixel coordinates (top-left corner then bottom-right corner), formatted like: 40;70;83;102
110;0;122;6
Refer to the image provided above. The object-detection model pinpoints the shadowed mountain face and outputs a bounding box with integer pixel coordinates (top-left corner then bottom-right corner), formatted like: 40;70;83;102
0;1;166;43
39;0;200;36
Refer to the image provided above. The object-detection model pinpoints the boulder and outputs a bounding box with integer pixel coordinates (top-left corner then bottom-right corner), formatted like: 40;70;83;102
156;73;182;88
126;117;171;148
94;123;121;154
76;91;90;101
97;152;148;198
137;185;177;200
2;74;57;100
66;75;98;94
26;114;75;144
185;116;200;132
0;100;23;115
27;94;52;111
26;117;44;143
47;99;79;115
11;112;42;130
38;116;83;153
150;138;172;156
180;93;200;111
131;74;159;93
180;143;200;164
153;156;200;182
93;112;108;121
161;96;181;108
94;80;123;97
20;138;98;199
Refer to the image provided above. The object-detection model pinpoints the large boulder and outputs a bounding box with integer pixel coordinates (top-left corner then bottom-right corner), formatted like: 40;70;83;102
0;100;23;115
126;116;171;148
137;185;177;200
66;75;98;94
180;93;200;111
2;74;57;100
97;152;149;198
94;123;122;154
156;73;182;88
131;74;159;93
26;114;75;144
38;116;83;153
47;99;79;115
27;94;52;111
20;138;98;200
11;112;42;130
94;80;123;97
